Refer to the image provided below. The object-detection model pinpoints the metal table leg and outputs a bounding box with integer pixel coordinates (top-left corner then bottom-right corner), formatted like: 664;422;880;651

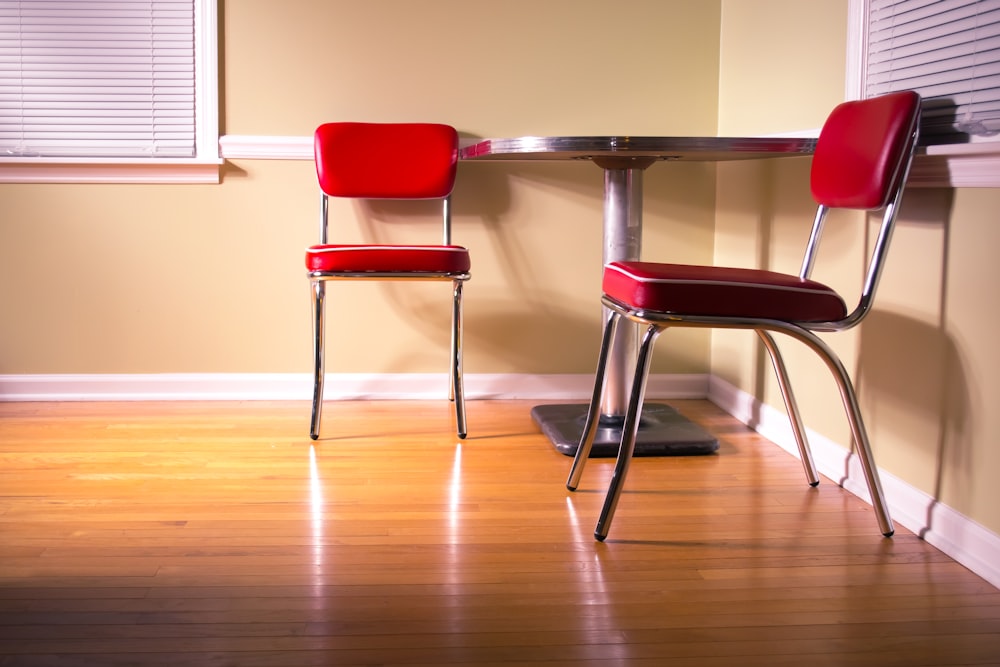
532;159;718;457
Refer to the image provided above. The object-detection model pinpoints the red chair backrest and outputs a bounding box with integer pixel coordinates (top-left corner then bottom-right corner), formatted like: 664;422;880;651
810;90;921;210
314;122;459;199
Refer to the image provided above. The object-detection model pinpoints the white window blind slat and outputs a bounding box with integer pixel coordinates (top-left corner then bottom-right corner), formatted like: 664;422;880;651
870;2;1000;39
0;0;197;158
870;68;1000;93
869;22;1000;69
866;0;1000;143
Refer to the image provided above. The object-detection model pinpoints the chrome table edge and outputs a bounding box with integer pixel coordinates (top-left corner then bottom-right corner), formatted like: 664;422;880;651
460;135;817;161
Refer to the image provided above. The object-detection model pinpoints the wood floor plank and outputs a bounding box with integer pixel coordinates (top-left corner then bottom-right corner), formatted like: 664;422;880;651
1;399;998;666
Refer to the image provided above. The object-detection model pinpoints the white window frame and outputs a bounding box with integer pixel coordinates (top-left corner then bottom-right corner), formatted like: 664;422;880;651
0;0;220;184
848;0;1000;187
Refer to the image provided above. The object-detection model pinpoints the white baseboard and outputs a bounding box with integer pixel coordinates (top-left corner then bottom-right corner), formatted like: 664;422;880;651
0;372;313;401
708;375;1000;591
1;371;996;590
0;372;709;402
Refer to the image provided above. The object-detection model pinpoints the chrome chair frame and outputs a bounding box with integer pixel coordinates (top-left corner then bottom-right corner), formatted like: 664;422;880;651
568;95;921;541
309;192;470;441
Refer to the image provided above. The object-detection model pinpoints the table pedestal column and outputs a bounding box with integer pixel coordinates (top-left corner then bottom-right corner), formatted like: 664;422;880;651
531;158;718;457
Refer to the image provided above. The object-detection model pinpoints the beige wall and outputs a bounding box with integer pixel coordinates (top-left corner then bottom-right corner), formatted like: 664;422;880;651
0;0;721;376
716;0;1000;535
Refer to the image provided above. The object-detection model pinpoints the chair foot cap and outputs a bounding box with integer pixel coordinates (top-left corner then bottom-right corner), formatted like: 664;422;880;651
309;434;319;441
594;532;607;542
883;529;895;538
809;481;820;487
458;433;467;440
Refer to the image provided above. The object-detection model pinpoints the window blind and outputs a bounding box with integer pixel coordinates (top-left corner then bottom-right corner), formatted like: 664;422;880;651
866;0;1000;144
0;0;196;158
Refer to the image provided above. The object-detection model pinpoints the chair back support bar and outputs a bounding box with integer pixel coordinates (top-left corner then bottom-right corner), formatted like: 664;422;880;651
319;192;455;249
801;90;921;331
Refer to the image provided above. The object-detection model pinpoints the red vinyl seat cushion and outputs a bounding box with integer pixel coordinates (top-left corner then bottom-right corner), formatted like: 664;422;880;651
306;244;471;274
603;261;848;323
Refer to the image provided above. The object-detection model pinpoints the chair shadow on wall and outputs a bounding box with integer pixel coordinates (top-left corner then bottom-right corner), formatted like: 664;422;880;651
339;158;606;399
451;158;610;378
450;151;728;381
736;162;969;540
856;309;970;538
854;187;971;539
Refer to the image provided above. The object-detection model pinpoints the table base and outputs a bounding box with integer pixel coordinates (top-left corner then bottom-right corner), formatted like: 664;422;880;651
531;403;719;457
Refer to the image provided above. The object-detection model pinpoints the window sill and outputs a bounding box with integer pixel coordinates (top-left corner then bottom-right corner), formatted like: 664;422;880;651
12;136;976;189
0;158;223;184
218;135;312;160
909;143;1000;188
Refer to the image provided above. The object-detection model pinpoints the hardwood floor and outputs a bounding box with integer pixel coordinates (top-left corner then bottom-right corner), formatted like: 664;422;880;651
1;399;998;666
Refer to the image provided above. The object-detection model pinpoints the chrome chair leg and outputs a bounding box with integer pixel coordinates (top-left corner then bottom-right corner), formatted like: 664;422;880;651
567;310;620;491
839;384;894;536
756;330;819;486
449;282;457;404
452;280;467;439
797;328;894;537
309;280;326;441
595;323;663;541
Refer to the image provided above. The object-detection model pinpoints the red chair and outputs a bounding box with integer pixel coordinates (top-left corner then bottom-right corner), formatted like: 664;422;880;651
567;91;922;541
306;123;470;440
